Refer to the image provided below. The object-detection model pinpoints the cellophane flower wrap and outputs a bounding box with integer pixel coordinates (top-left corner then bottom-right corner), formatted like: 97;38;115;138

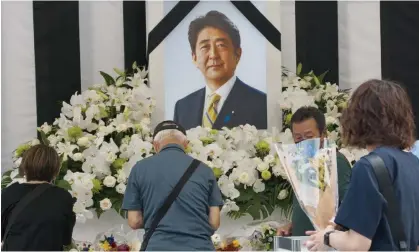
93;225;141;251
275;138;338;230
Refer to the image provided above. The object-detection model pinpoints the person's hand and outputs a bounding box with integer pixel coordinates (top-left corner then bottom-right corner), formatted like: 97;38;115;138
276;222;292;236
304;226;334;251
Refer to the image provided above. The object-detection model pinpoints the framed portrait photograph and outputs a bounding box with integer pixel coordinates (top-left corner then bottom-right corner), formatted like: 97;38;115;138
147;1;281;131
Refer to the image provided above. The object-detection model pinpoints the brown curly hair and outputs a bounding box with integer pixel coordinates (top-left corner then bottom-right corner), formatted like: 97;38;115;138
340;79;416;150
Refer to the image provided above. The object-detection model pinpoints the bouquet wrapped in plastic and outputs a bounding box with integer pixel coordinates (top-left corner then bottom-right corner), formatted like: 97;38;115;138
93;225;142;251
211;233;245;251
247;221;281;251
275;138;338;230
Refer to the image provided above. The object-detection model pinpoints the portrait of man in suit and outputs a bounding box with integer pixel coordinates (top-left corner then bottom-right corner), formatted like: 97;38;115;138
173;10;267;130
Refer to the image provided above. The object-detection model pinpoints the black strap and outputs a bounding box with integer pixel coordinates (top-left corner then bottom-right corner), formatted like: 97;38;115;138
365;154;408;251
140;159;201;251
2;183;51;243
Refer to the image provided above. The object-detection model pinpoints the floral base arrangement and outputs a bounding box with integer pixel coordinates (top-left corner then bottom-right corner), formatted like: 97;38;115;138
248;223;278;251
1;62;365;252
212;234;243;251
97;235;130;251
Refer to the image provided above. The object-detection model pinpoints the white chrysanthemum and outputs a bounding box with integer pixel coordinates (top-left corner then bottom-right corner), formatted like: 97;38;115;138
99;198;112;210
205;143;223;159
105;152;117;163
71;152;84;162
272;163;287;179
39;122;52;134
47;135;58;147
238;172;250;184
299;79;311;88
264;154;276;165
77;136;90;147
257;162;269;172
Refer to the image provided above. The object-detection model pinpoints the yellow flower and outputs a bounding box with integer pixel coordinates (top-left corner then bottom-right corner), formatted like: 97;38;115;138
101;241;112;251
232;240;240;248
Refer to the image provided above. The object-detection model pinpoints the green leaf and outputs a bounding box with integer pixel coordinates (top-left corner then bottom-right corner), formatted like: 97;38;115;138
96;207;104;218
1;175;12;189
247;201;262;220
2;169;14;178
60;159;69;175
55;179;72;191
235;191;254;202
100;71;115;86
264;203;275;217
313;75;321;86
317;70;329;83
132;61;138;70
227;211;246;220
297;63;303;76
113;132;125;146
114;68;126;77
112;199;127;219
38;130;50;146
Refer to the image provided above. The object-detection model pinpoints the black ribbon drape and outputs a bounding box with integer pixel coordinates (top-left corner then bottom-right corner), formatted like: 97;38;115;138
230;1;281;52
147;1;200;63
146;0;281;65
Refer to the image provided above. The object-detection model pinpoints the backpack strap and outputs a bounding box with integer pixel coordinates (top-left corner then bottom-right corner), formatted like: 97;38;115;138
365;154;407;251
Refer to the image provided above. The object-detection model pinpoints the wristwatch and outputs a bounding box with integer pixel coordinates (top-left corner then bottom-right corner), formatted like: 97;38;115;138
324;230;335;247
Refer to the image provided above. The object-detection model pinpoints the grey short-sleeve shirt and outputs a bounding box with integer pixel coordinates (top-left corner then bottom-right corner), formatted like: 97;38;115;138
122;144;224;251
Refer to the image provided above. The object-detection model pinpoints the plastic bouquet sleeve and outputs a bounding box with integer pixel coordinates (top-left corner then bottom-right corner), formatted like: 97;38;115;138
275;138;339;230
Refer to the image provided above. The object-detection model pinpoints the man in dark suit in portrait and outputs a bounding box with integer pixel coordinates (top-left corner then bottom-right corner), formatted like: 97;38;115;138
173;10;267;130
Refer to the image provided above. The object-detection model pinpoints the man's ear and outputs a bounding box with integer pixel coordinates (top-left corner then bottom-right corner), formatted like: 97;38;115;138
192;52;198;67
153;141;159;153
235;48;242;63
183;139;189;149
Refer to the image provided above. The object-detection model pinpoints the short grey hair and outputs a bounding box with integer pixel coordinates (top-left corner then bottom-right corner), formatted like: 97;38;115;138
153;129;187;143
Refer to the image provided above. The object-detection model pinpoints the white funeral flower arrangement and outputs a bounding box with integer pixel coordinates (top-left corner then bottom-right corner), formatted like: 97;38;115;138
1;62;361;223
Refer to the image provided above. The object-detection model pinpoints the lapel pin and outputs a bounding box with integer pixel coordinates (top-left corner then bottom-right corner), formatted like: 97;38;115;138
232;111;235;114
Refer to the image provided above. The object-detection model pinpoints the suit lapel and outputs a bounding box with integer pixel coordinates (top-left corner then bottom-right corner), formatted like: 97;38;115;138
191;88;205;127
213;78;243;129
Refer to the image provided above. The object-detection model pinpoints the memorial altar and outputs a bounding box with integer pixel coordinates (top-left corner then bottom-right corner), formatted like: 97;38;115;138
1;64;365;250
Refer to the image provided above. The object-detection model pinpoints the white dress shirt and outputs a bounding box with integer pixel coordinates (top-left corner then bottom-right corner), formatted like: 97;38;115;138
203;75;236;119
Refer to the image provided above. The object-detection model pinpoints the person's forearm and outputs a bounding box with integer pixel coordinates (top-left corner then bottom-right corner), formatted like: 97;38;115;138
329;231;370;251
329;231;352;250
